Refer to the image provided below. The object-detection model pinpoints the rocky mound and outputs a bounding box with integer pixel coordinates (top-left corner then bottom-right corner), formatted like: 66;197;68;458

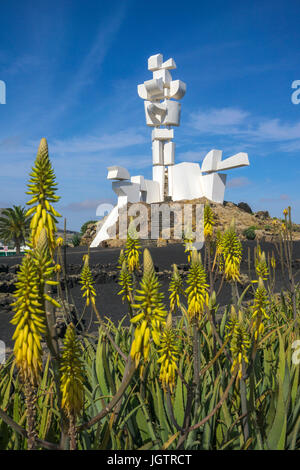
80;199;300;248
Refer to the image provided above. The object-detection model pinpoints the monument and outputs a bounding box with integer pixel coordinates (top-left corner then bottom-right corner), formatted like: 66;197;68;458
90;53;249;247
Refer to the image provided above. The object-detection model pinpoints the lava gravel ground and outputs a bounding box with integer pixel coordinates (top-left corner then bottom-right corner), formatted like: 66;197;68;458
1;241;300;353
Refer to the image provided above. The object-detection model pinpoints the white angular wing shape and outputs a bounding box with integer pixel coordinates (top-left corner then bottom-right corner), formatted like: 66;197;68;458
216;152;249;172
107;166;130;180
169;80;186;100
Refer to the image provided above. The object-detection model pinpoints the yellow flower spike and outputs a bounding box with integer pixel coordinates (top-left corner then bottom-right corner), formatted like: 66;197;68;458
271;253;276;270
226;320;250;381
185;251;209;321
26;138;61;256
11;255;46;385
125;224;141;273
56;237;64;247
220;222;242;282
157;327;180;393
169;264;185;312
54;264;61;272
183;228;195;264
255;249;269;280
79;255;96;307
130;249;167;366
118;260;133;303
60;323;84;429
204;204;214;239
251;277;269;340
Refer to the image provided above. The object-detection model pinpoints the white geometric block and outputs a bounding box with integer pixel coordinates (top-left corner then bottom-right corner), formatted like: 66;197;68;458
148;54;163;71
169;80;186;100
152;165;165;201
201;149;222;173
152;140;163;165
201;173;227;203
137;83;149;100
171;163;203;201
216;152;249;172
112;181;141;204
163;100;181;126
144;78;164;99
107;166;130;180
144;101;162;126
145;101;168;126
153;69;172;87
152;128;174;141
168;165;174;197
161;58;176;70
164;141;175;165
131;175;147;191
144;179;161;203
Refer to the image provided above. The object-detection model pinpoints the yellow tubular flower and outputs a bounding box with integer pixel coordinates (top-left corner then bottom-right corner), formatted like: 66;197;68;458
227;321;250;380
33;228;61;310
157;319;180;393
125;229;141;273
60;323;84;417
251;277;269;340
221;222;242;282
185;251;209;321
169;264;185;312
11;255;46;385
26;138;61;255
56;237;64;247
118;249;126;269
183;230;195;264
204;204;214;239
118;260;133;303
271;252;276;270
80;255;96;307
255;249;269;280
130;249;167;366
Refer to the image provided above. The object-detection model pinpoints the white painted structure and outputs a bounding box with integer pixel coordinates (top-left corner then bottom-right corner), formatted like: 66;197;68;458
90;53;249;247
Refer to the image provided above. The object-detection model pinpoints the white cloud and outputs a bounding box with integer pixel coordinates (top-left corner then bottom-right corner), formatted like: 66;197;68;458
227;177;251;188
190;107;249;135
51;129;147;155
189;107;300;151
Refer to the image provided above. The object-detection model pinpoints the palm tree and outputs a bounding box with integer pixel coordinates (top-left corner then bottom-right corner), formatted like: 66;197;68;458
0;205;31;255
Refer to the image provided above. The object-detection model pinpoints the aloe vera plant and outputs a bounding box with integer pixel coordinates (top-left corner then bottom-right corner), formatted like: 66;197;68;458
0;140;299;450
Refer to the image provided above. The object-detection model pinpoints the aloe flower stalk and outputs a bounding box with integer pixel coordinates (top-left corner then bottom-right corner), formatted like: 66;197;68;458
60;324;84;450
26;138;61;255
130;249;167;367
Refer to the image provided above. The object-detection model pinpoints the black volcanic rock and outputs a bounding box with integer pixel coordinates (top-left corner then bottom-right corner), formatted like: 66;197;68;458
255;210;270;220
237;202;253;214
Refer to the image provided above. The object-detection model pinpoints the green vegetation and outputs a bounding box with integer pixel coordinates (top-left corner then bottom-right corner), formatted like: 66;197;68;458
0;139;299;450
80;220;97;236
72;233;81;247
0;205;31;254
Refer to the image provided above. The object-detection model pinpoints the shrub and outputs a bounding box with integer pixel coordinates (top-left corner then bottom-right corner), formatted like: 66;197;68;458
243;227;256;240
80;220;97;236
72;233;81;246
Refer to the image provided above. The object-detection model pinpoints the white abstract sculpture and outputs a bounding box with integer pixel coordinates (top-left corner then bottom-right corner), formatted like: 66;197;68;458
90;53;250;247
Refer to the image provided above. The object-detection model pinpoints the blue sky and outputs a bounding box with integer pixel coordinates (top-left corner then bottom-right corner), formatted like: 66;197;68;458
1;0;300;230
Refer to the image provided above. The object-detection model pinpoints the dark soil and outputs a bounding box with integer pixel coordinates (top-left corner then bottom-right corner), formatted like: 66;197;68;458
1;241;300;354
